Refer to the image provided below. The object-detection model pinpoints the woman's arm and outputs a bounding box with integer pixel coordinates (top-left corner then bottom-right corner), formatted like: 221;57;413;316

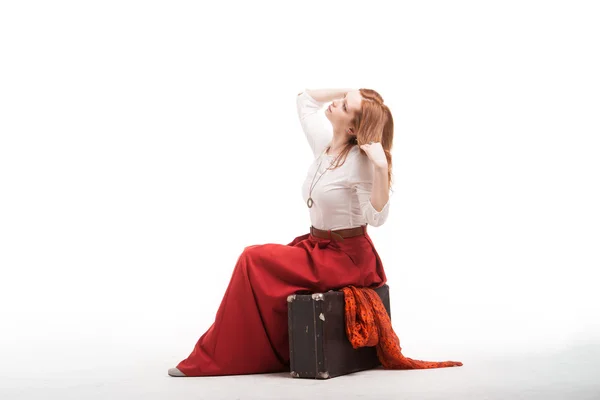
303;88;356;103
296;89;337;158
370;165;390;212
349;153;391;227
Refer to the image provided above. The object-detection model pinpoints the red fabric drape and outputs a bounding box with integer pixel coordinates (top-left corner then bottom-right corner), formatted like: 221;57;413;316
175;229;386;376
341;286;463;369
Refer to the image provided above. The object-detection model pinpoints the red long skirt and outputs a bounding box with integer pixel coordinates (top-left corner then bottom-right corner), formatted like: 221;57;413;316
175;227;387;376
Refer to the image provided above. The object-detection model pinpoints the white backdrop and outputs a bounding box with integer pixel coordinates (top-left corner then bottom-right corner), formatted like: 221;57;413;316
1;0;599;385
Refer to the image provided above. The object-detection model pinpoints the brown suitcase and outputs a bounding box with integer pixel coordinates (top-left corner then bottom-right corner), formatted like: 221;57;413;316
287;284;391;379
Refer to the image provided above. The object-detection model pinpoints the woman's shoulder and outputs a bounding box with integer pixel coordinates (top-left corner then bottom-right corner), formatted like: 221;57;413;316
344;146;367;173
346;145;375;181
348;145;368;163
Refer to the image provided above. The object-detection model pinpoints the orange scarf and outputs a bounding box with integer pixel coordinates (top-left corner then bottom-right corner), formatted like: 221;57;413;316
341;286;463;369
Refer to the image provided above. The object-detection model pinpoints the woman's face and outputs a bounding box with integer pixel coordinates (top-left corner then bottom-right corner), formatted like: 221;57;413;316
325;90;362;132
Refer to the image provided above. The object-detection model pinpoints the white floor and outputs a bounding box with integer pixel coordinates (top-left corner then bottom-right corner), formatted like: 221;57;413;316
2;344;599;400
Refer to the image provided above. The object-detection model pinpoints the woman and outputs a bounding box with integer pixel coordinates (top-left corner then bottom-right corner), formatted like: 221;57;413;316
168;88;394;377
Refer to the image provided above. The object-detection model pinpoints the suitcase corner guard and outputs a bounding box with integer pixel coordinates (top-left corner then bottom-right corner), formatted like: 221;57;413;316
318;371;330;379
311;293;324;301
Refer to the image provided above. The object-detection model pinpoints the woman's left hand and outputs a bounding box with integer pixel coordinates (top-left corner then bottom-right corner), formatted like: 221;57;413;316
359;141;388;169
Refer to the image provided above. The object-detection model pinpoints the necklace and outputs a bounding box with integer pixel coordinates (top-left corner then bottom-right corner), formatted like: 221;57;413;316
306;149;337;208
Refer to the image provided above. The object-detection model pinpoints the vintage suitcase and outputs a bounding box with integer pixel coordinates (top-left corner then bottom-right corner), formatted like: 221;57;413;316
287;284;391;379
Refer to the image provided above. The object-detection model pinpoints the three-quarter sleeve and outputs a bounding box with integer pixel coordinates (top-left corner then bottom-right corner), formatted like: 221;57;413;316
296;90;332;158
349;152;391;227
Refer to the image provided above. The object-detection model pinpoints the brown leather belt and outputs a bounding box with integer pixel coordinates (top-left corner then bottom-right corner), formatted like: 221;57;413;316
310;225;367;241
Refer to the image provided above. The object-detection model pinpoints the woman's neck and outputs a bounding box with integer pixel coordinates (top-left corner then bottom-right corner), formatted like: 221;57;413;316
327;136;350;157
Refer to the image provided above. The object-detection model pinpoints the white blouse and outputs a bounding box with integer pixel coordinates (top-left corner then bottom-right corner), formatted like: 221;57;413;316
297;90;392;231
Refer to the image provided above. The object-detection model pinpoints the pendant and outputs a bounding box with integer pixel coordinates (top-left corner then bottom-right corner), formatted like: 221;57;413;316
307;197;313;208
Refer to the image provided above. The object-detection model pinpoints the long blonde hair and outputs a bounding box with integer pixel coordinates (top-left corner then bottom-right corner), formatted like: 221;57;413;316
326;88;394;192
